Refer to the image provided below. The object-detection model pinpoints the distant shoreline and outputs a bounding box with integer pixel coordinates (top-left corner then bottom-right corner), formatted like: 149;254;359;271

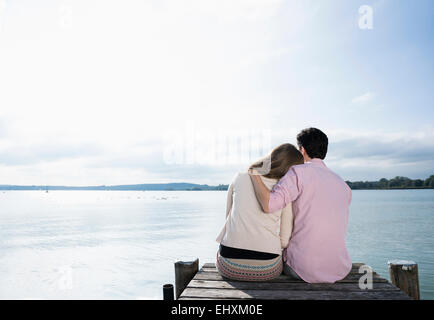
1;188;433;191
1;175;433;191
347;187;434;190
0;183;229;191
0;189;230;191
346;175;434;190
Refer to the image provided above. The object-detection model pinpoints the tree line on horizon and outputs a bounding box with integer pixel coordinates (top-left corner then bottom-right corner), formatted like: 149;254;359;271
345;175;434;190
217;175;434;191
194;175;434;191
1;176;433;191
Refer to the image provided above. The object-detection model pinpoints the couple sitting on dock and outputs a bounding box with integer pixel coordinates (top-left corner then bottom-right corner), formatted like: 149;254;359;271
216;128;352;283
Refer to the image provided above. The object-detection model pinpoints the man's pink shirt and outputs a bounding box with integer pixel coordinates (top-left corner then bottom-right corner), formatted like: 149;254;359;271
269;159;352;283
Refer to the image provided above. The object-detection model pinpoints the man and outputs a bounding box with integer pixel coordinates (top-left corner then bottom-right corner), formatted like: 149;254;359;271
249;128;352;283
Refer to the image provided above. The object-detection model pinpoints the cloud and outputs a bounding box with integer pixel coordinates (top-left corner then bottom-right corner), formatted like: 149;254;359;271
0;117;6;137
85;128;434;183
351;92;376;104
161;0;284;21
2;126;433;185
348;92;385;114
239;45;303;68
326;128;434;180
0;140;103;166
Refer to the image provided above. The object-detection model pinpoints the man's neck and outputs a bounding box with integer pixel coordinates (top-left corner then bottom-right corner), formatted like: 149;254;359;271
307;158;325;163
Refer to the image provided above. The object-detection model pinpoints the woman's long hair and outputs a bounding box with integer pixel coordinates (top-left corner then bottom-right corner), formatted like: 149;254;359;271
249;143;304;180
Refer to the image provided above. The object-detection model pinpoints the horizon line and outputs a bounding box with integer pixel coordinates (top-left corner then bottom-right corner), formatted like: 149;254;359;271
1;174;433;189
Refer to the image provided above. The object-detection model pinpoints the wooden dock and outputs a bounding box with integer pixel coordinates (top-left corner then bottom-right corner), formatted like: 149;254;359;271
177;262;411;300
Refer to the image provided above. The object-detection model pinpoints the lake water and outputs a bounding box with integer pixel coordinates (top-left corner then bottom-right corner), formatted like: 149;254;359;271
0;190;433;299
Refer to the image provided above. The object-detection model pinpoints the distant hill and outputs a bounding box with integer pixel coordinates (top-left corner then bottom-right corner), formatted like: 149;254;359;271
1;175;433;191
0;183;229;191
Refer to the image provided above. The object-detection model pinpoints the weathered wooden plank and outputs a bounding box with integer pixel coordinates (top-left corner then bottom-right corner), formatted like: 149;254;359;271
179;288;410;300
193;271;389;283
179;297;242;300
202;262;366;270
178;297;237;301
203;263;371;274
202;267;375;276
187;280;400;292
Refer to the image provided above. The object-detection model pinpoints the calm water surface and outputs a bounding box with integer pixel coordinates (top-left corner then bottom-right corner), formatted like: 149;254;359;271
0;190;432;299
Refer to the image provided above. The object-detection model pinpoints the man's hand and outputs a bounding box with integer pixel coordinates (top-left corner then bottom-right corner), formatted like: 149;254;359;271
249;173;271;213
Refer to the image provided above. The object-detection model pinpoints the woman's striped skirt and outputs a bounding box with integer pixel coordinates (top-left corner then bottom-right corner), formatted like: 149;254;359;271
216;251;283;282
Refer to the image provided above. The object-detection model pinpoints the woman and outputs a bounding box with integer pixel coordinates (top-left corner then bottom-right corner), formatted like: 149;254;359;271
215;143;304;281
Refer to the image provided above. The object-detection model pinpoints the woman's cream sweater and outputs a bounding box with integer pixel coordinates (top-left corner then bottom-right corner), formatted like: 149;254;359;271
216;172;293;255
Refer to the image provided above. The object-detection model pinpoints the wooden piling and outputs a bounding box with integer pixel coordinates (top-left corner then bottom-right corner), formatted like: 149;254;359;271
163;283;174;300
175;258;199;299
388;260;420;300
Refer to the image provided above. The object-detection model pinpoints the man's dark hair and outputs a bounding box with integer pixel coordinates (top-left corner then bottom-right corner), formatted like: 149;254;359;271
296;128;328;160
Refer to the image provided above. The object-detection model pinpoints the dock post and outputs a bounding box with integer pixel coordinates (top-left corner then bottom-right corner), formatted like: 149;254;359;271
163;284;174;300
388;260;420;300
174;258;199;299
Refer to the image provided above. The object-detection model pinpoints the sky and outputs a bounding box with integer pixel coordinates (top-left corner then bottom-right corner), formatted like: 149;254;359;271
0;0;433;186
